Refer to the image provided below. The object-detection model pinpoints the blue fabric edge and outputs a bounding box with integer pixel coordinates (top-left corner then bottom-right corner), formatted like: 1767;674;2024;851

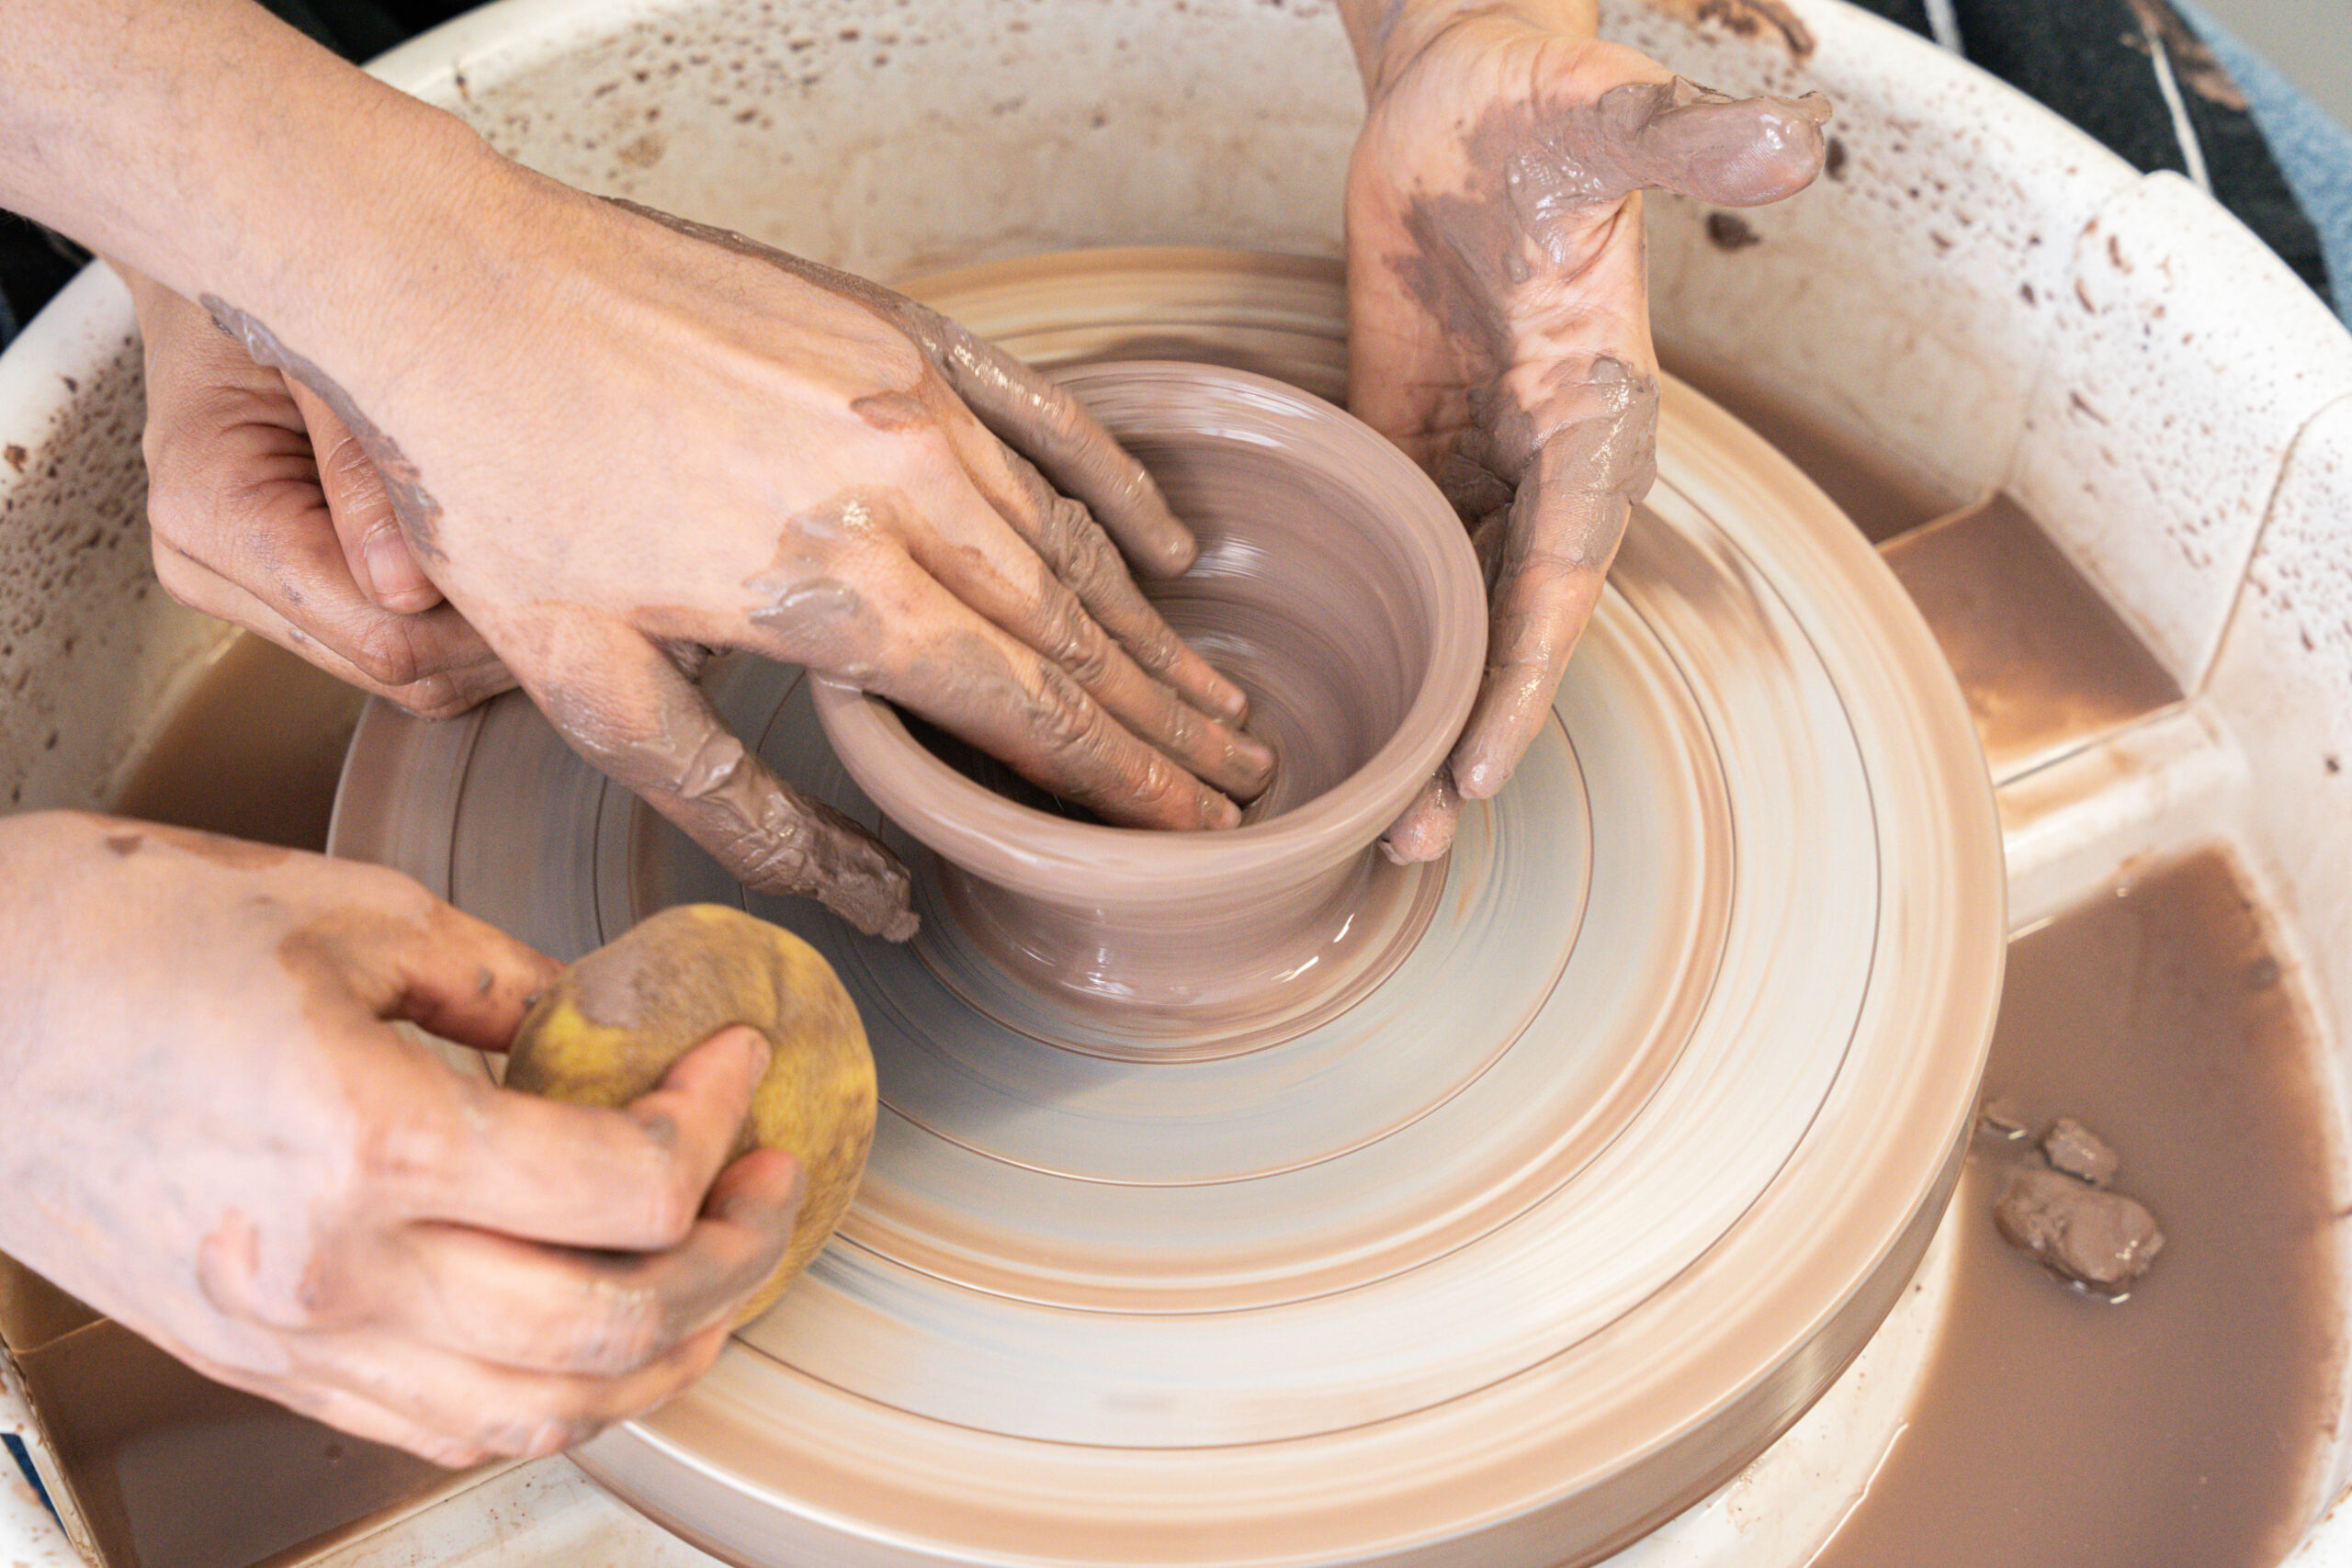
2173;0;2352;326
2;1431;55;1519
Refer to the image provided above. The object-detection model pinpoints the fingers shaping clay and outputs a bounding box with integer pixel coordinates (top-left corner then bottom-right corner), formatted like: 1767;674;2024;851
814;362;1487;1049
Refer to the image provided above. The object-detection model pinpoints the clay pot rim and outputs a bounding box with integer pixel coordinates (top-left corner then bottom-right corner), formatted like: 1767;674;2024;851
811;361;1486;897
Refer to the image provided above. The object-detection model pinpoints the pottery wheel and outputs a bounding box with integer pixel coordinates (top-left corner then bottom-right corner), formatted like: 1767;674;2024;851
330;249;2005;1567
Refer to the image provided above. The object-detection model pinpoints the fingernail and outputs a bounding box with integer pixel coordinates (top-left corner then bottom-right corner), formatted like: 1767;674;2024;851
1209;680;1250;724
734;1026;774;1077
1199;791;1243;830
364;530;428;608
1229;732;1278;795
1457;759;1504;798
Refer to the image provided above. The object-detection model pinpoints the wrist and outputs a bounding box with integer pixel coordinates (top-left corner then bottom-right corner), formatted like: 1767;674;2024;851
1340;0;1599;96
0;0;522;411
225;107;527;406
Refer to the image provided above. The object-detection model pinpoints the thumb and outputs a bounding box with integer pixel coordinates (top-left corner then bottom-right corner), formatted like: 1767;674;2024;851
1593;73;1832;208
509;613;919;941
286;377;444;614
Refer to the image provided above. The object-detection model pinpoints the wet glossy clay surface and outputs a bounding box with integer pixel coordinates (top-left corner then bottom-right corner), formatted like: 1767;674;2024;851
329;249;2006;1568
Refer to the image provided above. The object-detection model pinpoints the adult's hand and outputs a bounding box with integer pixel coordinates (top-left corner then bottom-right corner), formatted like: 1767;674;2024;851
3;2;1275;943
1340;0;1829;858
122;265;515;720
159;186;1277;941
121;197;1279;941
0;811;801;1467
220;191;1270;911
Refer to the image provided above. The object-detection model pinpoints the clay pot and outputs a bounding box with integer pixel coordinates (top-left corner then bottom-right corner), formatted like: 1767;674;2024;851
812;361;1485;1046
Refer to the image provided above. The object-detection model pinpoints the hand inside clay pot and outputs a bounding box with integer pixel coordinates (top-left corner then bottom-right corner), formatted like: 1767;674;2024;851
111;195;1280;943
1340;0;1831;858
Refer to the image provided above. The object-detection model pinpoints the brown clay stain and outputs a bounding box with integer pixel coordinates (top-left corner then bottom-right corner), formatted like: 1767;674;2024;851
1705;211;1761;251
849;390;929;432
1646;0;1816;58
615;130;667;169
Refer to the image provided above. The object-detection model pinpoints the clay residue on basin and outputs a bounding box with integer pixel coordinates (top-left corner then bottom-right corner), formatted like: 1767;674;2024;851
110;634;367;852
17;1316;458;1568
1811;851;2343;1568
1881;493;2182;781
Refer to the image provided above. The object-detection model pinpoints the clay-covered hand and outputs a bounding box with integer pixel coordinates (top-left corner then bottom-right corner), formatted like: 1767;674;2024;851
198;190;1274;943
1342;0;1828;858
0;811;800;1467
120;265;514;720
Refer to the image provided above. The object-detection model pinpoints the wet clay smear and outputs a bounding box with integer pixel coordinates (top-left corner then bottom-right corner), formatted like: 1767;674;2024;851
1813;852;2343;1568
112;634;366;852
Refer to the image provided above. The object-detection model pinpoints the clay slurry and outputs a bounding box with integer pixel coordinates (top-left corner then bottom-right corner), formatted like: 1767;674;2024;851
1811;852;2342;1568
113;635;366;851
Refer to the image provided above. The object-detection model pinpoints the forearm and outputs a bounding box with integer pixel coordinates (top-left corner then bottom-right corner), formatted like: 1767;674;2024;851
0;0;506;392
1332;0;1598;92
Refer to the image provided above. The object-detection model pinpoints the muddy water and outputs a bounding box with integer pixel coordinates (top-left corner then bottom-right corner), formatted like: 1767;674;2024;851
1883;494;2181;779
18;1318;456;1568
110;634;365;852
1812;852;2343;1568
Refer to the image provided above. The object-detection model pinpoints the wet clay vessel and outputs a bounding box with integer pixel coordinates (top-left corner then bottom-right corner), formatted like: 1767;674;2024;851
812;362;1485;1055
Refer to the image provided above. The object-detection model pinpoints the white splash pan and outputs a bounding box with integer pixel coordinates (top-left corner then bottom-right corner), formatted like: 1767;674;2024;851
2;0;2349;1563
